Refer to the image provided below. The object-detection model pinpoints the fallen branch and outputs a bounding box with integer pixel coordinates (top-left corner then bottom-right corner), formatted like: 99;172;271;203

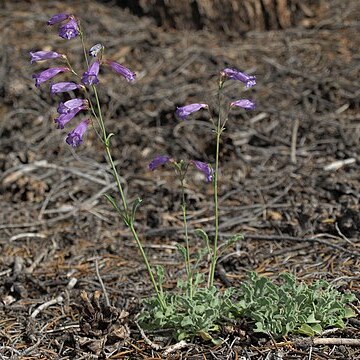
298;337;360;347
276;337;360;350
163;340;189;356
135;321;162;351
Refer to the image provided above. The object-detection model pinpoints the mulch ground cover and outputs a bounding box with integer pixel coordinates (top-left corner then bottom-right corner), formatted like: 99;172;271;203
0;0;359;358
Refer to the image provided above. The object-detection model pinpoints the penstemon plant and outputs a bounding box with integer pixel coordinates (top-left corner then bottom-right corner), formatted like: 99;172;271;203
31;13;166;311
31;13;356;343
31;12;254;303
147;72;256;292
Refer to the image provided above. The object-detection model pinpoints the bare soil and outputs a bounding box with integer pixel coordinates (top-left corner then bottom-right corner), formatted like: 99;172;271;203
0;0;359;359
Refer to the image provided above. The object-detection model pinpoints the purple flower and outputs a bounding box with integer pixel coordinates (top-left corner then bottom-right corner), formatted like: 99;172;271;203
54;106;85;129
50;81;82;95
230;99;255;110
106;60;136;82
57;99;88;114
47;13;70;26
81;60;100;85
149;156;172;171
30;51;63;63
176;103;208;120
191;160;213;183
59;19;79;40
32;67;69;87
221;68;256;88
66;119;91;147
56;99;88;129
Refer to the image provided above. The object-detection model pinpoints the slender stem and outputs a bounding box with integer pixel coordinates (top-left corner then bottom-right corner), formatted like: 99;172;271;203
98;113;165;310
180;178;193;299
94;88;165;310
208;81;223;287
94;88;164;307
129;224;167;310
78;27;165;310
63;55;78;77
79;27;89;68
92;87;128;210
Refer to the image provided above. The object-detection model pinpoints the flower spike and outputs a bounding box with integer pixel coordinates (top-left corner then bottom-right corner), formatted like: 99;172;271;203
230;99;256;110
176;103;208;120
221;68;256;88
149;156;172;171
66;119;91;147
32;67;69;87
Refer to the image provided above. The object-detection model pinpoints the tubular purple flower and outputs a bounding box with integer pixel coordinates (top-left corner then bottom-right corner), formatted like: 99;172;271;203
30;51;63;63
149;156;172;171
32;67;69;87
50;82;81;95
230;99;256;110
54;106;85;129
81;60;100;85
105;60;136;82
59;19;79;40
57;99;88;114
176;103;208;120
221;68;256;88
47;13;70;26
191;160;213;183
66;119;91;147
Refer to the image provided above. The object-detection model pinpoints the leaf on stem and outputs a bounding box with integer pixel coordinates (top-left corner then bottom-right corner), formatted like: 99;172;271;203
130;197;142;223
176;244;188;261
156;265;165;286
218;233;244;255
104;194;128;223
106;133;114;145
194;229;211;254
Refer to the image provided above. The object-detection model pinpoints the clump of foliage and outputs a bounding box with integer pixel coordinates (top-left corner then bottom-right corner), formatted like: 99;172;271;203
235;272;356;337
139;272;356;341
138;273;236;343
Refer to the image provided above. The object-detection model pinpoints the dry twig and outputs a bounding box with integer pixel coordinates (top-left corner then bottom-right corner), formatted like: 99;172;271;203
30;295;64;319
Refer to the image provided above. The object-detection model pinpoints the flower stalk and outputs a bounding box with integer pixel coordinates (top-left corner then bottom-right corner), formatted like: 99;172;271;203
87;52;166;311
208;79;224;288
178;167;193;299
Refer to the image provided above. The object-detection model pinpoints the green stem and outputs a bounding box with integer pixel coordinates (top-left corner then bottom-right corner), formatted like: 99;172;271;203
92;86;127;210
79;28;89;68
78;28;165;310
129;224;167;310
94;88;165;310
180;179;193;299
63;55;78;77
208;81;223;288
